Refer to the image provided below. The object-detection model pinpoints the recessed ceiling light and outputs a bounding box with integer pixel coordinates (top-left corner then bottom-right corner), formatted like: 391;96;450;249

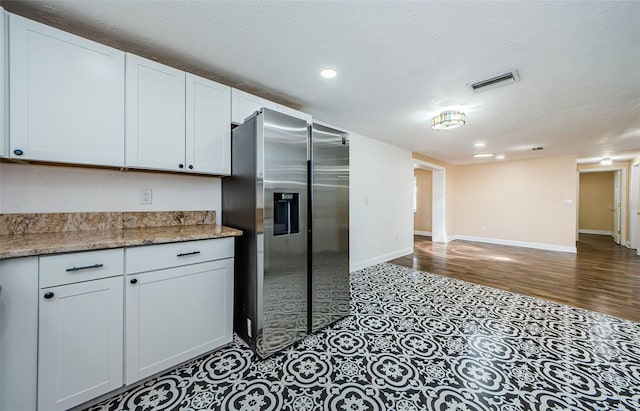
474;142;485;148
600;157;613;166
473;153;494;158
320;68;337;79
496;155;505;160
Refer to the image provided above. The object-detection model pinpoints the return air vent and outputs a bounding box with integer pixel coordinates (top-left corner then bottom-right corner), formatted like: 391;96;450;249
469;70;520;93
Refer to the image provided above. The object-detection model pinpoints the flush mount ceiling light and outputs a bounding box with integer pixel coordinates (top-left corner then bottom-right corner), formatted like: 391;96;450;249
320;68;337;79
473;153;494;158
431;111;466;131
600;157;613;166
474;142;485;148
496;154;505;160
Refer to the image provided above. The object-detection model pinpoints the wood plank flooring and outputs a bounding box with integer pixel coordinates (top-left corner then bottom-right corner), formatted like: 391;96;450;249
390;234;640;322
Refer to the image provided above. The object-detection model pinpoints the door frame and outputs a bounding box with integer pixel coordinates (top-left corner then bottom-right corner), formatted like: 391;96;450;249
630;161;639;251
413;159;447;243
578;167;628;246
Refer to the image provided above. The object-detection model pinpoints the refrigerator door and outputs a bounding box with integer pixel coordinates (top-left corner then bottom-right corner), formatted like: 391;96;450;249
258;109;308;357
311;124;350;332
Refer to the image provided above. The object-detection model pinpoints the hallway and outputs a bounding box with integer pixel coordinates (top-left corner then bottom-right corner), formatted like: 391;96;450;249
391;234;640;322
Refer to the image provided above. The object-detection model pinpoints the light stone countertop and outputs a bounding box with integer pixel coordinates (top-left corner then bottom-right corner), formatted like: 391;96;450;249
0;223;242;260
0;211;242;260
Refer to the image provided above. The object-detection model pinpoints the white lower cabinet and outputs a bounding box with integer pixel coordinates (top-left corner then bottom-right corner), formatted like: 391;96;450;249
37;248;124;411
0;238;234;409
125;257;234;384
38;277;124;411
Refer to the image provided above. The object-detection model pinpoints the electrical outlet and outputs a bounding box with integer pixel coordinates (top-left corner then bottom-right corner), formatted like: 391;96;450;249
140;189;153;205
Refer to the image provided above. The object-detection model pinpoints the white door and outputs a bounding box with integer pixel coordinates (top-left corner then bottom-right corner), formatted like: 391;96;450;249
185;73;231;175
613;170;621;244
125;53;186;171
125;259;233;385
9;14;125;166
630;163;639;251
38;277;123;411
231;88;278;124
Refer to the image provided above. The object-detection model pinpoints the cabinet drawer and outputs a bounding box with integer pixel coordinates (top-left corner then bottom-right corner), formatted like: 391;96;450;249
125;238;234;274
40;248;124;288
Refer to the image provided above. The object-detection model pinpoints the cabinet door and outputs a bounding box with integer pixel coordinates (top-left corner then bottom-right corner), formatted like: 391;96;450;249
231;88;278;124
186;73;231;175
278;104;313;125
125;258;233;384
0;257;38;411
126;53;186;172
9;14;125;166
0;8;6;158
38;277;123;411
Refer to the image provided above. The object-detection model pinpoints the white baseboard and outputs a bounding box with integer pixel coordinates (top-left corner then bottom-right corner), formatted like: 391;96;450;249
414;230;432;237
578;229;613;236
446;235;457;243
451;235;577;253
350;247;413;272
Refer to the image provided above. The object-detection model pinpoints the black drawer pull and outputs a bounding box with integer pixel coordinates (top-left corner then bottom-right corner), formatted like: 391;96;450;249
130;278;138;284
66;263;104;272
44;291;54;299
177;251;201;257
13;149;24;156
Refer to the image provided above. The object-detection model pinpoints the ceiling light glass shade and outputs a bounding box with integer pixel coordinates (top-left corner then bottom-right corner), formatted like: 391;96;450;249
320;68;337;78
431;111;466;130
600;157;612;166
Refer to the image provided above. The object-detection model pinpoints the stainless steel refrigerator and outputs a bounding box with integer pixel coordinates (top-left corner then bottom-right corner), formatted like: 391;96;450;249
222;108;349;358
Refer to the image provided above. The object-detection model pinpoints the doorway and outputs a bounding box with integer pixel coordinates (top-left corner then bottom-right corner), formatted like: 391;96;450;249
413;159;446;243
578;169;626;245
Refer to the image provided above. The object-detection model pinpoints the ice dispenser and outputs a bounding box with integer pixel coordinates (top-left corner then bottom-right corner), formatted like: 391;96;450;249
274;192;300;236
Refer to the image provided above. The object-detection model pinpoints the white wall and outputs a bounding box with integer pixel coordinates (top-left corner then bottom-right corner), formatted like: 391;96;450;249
349;132;413;271
0;163;221;223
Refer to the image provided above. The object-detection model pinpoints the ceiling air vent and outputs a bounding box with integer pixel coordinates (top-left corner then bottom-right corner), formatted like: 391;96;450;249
469;70;520;93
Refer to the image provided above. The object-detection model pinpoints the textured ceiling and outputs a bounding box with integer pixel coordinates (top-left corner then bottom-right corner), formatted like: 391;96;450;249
3;0;640;165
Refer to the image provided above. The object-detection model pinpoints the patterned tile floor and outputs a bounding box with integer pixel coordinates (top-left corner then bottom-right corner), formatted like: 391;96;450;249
87;263;640;411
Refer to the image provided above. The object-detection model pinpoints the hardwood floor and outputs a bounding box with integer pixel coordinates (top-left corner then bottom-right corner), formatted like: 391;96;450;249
390;234;640;322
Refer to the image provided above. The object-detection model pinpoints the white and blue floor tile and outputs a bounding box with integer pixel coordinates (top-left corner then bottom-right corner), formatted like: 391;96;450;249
87;263;640;411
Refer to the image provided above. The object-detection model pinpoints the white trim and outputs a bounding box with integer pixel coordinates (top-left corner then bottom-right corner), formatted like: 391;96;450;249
578;229;613;235
414;230;432;237
446;235;457;243
350;247;413;272
452;235;577;253
413;158;447;243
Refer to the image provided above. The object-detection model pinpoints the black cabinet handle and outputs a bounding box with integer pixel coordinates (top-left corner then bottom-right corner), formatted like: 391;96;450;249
44;291;54;299
177;251;201;257
13;149;24;156
130;278;138;284
66;263;103;272
188;165;193;170
178;163;184;169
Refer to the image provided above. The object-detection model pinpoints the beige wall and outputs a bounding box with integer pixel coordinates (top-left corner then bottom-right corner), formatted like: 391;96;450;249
578;172;615;231
450;155;578;248
414;168;432;232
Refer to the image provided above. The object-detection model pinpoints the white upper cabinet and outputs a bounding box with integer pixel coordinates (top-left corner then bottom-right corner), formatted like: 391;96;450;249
277;104;313;125
186;73;231;175
231;88;278;124
125;53;186;172
9;14;125;166
0;8;7;158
